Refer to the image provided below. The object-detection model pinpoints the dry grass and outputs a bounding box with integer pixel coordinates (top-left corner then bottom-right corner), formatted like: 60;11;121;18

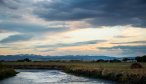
2;61;146;83
0;63;17;80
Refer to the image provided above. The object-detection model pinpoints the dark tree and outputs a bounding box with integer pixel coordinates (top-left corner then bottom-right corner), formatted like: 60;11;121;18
122;58;130;62
135;55;146;62
24;58;31;62
110;59;121;62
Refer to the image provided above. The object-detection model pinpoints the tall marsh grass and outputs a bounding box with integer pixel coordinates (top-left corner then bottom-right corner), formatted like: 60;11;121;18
3;61;146;84
0;62;17;80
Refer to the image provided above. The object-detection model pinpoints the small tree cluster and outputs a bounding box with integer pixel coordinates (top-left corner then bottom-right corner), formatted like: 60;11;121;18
135;55;146;62
17;58;31;62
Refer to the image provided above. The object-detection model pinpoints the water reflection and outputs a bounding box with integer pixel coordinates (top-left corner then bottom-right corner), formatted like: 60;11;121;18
0;69;116;84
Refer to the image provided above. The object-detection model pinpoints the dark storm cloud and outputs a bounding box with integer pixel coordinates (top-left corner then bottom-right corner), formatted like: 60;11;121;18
0;22;68;33
98;45;146;55
0;0;21;10
0;0;4;4
36;40;107;48
34;0;146;27
0;34;32;43
1;0;146;27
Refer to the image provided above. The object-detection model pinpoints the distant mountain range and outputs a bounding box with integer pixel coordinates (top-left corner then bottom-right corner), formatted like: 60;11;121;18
0;54;118;61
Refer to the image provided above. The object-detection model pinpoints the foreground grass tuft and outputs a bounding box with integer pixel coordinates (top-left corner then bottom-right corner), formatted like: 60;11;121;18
0;63;17;80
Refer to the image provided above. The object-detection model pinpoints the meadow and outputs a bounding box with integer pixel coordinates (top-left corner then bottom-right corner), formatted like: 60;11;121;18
2;61;146;84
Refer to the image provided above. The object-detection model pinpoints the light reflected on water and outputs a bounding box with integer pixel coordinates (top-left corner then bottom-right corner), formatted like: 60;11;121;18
0;69;116;84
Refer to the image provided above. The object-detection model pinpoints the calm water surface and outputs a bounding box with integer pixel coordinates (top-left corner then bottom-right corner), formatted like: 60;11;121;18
0;69;116;84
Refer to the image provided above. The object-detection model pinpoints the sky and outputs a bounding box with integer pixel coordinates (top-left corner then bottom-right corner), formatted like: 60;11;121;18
0;0;146;57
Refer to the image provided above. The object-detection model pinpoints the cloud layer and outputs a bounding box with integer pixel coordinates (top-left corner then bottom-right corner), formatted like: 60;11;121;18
0;34;32;43
1;0;146;27
36;40;106;48
98;45;146;56
34;0;146;27
0;0;146;56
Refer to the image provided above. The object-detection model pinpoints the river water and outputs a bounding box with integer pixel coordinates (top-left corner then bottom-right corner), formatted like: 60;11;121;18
0;69;116;84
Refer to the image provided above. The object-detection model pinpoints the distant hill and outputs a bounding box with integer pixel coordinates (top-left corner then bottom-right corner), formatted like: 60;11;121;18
0;54;117;61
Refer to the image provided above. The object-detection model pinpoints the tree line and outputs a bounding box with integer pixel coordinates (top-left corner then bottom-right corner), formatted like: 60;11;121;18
135;55;146;62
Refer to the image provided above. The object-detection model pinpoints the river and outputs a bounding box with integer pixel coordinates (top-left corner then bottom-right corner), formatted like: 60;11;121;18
0;69;116;84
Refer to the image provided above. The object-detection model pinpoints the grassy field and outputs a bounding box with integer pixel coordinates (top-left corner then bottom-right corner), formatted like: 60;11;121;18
2;61;146;84
0;62;17;80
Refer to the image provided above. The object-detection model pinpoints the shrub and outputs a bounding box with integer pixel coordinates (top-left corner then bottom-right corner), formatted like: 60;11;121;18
131;63;143;69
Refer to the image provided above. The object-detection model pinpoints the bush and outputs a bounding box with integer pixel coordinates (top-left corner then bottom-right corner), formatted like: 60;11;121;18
131;63;143;69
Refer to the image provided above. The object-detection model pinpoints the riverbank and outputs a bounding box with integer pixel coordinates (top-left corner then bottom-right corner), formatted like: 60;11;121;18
64;66;146;84
0;63;17;80
3;61;146;84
